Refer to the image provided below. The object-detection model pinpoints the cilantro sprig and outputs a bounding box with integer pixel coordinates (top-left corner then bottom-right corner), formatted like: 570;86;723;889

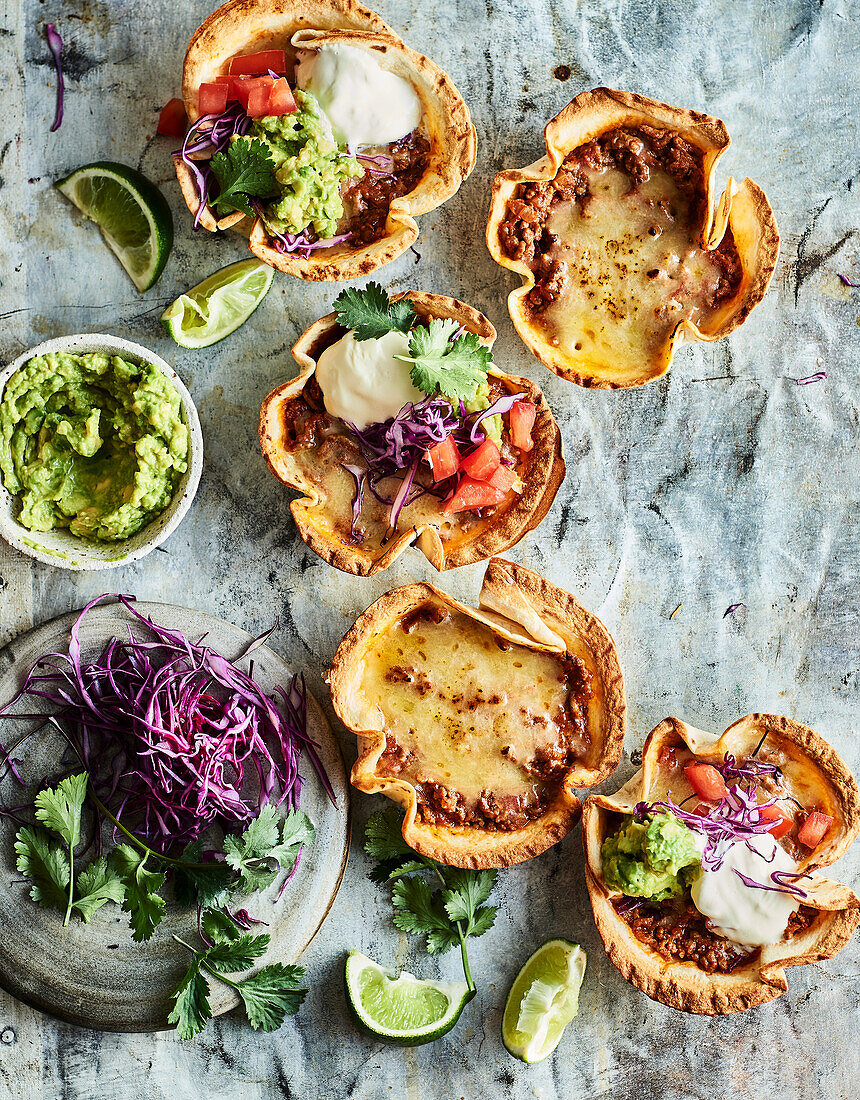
332;284;493;402
169;908;307;1040
209;137;279;218
365;808;498;994
14;774;124;926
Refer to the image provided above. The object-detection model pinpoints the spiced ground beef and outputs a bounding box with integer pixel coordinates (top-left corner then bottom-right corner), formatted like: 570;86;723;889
343;131;431;246
416;780;548;832
614;896;758;973
498;124;742;313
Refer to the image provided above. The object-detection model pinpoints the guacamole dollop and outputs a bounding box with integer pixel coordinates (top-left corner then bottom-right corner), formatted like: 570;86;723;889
0;351;188;542
602;813;702;901
252;89;364;239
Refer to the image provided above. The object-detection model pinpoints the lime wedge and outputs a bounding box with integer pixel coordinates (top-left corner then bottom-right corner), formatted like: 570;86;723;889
56;161;173;292
161;259;275;349
502;939;586;1064
344;950;472;1045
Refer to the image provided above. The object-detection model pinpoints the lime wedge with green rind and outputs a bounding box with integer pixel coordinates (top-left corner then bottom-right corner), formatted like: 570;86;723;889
55;161;173;292
162;259;274;349
502;938;586;1063
345;950;472;1045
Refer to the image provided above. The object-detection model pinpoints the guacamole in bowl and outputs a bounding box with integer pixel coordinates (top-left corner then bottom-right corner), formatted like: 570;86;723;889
0;335;203;569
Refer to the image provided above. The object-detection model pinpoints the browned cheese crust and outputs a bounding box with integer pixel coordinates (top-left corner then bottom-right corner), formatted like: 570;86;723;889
175;0;475;280
258;292;566;575
328;558;626;868
485;87;780;388
582;714;860;1014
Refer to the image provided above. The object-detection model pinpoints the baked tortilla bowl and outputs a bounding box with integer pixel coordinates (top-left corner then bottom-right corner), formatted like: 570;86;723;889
486;87;780;388
582;715;860;1014
259;292;566;576
329;558;626;868
176;0;476;280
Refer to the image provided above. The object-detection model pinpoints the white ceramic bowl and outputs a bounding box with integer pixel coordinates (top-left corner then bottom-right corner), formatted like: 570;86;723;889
0;334;203;570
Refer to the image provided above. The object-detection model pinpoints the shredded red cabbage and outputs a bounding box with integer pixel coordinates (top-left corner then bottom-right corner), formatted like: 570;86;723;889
230;907;268;928
837;273;860;288
733;869;810;900
796;372;827;386
715;753;783;786
45;23;64;132
269;226;353;257
175;104;251;228
0;595;334;854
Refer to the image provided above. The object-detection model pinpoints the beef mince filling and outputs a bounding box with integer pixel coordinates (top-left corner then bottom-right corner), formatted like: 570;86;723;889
367;600;595;831
343;131;431;245
498;124;742;354
613;898;819;973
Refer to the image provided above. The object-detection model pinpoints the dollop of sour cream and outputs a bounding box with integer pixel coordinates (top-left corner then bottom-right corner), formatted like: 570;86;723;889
296;44;422;148
315;330;424;430
690;832;799;946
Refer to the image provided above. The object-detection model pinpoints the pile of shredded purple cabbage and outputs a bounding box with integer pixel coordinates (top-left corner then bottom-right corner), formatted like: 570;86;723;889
342;390;525;540
0;595;333;854
635;754;809;899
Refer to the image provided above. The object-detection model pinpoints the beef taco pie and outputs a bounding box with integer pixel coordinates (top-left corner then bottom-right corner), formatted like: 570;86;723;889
259;287;565;575
486;88;779;388
329;558;626;868
582;715;860;1014
174;0;475;280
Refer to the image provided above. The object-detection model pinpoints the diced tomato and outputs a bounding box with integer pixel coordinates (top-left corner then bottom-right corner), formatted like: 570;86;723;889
267;77;298;115
692;802;711;816
758;803;794;839
157;98;187;139
426;436;460;482
486;465;517;493
509;401;536;452
228;50;287;76
460;439;501;481
797;810;833;849
230;74;273;109
443;477;506;514
683;763;729;802
198;82;229;115
246;82;273;118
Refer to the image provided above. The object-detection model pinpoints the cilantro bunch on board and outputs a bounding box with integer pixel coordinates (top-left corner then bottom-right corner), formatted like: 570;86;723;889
364;807;499;995
333;283;494;403
13;775;314;1037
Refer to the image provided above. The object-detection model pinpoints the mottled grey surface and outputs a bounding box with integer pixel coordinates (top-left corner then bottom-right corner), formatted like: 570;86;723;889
0;0;858;1097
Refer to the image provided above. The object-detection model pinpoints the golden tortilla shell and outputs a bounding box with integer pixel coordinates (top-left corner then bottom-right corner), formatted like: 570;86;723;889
259;292;566;575
175;0;475;280
329;558;626;868
582;714;860;1014
485;87;780;388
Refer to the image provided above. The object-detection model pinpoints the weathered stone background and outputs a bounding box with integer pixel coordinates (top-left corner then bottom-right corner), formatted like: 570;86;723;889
0;0;858;1097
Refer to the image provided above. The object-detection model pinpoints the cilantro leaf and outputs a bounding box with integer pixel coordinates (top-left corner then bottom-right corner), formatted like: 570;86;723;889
209;138;279;218
391;876;458;954
110;844;166;942
443;868;498;933
168;959;211;1041
205;932;270;974
224;807;315;895
14;825;70;910
72;857;125;923
333;283;416;340
364;807;414;863
33;772;87;849
266;810;315;868
172;842;234;909
396;321;493;401
466;905;497;939
231;963;307;1032
202;907;242;945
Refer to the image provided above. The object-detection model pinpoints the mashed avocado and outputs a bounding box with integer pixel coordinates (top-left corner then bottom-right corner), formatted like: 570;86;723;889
251;89;364;239
602;813;702;901
0;351;188;542
463;384;502;447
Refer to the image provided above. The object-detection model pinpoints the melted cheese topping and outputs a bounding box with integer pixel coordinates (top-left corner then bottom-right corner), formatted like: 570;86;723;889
361;602;589;801
690;832;799;946
296;44;422;148
542;166;726;368
315;330;424;429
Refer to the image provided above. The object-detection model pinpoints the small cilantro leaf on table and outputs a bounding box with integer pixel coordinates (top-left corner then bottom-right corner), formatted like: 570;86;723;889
364;807;499;993
333;282;417;340
395;320;493;401
209;138;279;218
